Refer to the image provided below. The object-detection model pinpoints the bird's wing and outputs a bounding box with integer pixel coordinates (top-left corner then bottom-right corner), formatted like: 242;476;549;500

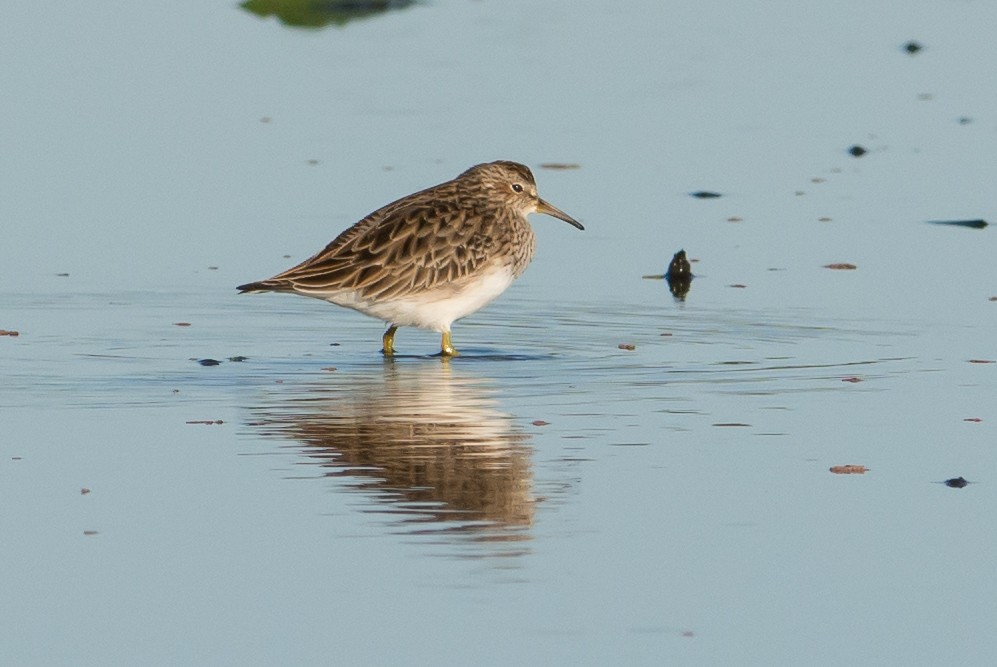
266;181;498;301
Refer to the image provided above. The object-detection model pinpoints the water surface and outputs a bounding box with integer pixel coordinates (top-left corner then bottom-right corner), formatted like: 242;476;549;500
2;1;996;665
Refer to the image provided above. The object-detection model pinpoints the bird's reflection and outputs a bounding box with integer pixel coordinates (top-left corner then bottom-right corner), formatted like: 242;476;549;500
249;361;534;555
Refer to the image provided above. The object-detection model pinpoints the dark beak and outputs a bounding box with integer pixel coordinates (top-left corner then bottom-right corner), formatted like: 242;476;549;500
536;198;584;230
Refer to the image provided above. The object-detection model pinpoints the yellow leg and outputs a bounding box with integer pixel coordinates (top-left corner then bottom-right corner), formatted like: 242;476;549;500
382;325;398;356
440;331;459;357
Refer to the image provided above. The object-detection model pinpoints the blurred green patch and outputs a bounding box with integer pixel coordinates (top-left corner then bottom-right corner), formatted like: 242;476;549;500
241;0;418;28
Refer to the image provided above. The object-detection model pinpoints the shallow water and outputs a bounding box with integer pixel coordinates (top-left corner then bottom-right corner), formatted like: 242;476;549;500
3;1;997;665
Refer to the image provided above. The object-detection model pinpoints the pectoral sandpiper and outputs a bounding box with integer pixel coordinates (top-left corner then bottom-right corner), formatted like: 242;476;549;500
238;160;583;356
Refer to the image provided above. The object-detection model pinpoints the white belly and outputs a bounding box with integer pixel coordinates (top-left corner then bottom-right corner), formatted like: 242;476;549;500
327;266;517;332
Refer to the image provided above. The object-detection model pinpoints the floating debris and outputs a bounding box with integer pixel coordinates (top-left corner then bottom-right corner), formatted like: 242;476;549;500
80;488;92;495
532;420;550;427
727;216;743;223
830;464;868;474
729;283;747;289
968;359;995;364
618;343;636;351
539;163;580;170
83;530;99;536
643;250;693;277
964;418;982;423
958;117;973;125
665;250;692;280
664;249;694;299
927;219;988;229
56;273;70;277
903;40;923;54
690;191;721;199
0;330;19;337
174;322;191;327
990;297;997;302
712;422;750;427
197;358;222;366
227;356;249;362
848;145;867;157
824;263;857;270
321;367;337;372
944;476;969;488
186;420;224;425
841;377;863;383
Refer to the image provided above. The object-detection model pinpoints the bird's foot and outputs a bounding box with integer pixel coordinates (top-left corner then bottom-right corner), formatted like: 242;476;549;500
381;325;398;356
440;332;459;357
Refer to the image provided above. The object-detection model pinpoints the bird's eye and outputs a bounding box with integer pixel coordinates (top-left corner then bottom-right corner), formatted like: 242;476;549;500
511;183;523;193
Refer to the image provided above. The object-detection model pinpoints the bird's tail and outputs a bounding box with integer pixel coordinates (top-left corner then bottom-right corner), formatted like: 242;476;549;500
237;280;286;294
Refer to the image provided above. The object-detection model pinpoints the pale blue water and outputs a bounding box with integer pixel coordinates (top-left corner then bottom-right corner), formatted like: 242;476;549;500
2;1;996;665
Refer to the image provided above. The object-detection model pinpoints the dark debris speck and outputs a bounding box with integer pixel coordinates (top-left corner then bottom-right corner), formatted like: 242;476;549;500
927;219;988;230
664;249;693;300
665;250;693;280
